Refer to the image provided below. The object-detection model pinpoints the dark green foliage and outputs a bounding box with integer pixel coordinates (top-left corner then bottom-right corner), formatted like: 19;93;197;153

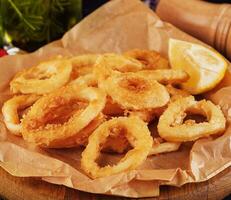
0;0;82;51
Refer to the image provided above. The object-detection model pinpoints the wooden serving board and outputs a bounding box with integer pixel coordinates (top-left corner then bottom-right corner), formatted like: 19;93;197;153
0;166;230;200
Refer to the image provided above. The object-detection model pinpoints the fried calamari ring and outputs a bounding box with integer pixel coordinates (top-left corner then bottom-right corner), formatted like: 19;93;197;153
102;73;170;110
10;58;72;94
124;49;169;69
148;137;181;156
137;69;189;85
70;54;99;79
101;137;180;155
125;109;156;122
2;95;40;135
158;96;226;142
45;114;105;148
70;74;98;87
166;84;190;102
102;136;180;155
21;85;106;147
93;54;143;84
98;53;143;72
81;117;153;178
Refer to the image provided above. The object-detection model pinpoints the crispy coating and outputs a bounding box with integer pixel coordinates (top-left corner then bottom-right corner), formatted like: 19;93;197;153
166;84;190;102
102;72;170;110
2;94;40;135
81;117;153;178
124;49;169;69
21;85;106;147
97;53;143;72
137;69;189;85
10;58;72;94
70;54;99;80
125;109;156;123
70;74;98;87
158;96;226;142
148;137;181;156
45;114;105;148
93;53;144;85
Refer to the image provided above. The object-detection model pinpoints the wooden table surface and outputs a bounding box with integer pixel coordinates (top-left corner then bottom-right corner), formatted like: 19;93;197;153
0;166;230;200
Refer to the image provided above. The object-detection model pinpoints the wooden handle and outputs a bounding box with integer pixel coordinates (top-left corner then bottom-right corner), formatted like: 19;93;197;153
156;0;231;60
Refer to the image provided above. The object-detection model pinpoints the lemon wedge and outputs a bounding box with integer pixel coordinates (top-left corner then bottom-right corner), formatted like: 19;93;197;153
169;39;228;94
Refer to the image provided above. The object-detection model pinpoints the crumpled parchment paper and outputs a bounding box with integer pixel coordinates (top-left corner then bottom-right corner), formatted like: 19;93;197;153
0;0;230;197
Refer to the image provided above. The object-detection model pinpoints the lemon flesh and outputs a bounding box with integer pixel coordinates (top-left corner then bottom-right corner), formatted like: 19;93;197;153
169;39;228;94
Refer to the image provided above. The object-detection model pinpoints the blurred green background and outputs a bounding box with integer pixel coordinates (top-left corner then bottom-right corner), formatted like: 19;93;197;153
0;0;82;51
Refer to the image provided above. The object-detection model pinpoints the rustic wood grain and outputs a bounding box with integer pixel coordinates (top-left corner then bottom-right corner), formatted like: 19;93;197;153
0;166;230;200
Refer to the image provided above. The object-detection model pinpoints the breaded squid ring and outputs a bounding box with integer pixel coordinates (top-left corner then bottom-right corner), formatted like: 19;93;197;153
10;58;72;94
137;69;189;85
21;85;106;147
93;53;143;84
124;49;169;69
70;54;99;80
70;74;98;87
158;96;226;142
45;113;105;148
70;74;125;116
98;53;143;72
81;117;153;178
102;136;181;155
125;109;156;123
102;72;170;110
148;137;181;156
2;95;40;135
166;84;190;102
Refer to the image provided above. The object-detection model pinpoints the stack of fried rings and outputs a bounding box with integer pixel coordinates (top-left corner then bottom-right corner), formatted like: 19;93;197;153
2;50;226;178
